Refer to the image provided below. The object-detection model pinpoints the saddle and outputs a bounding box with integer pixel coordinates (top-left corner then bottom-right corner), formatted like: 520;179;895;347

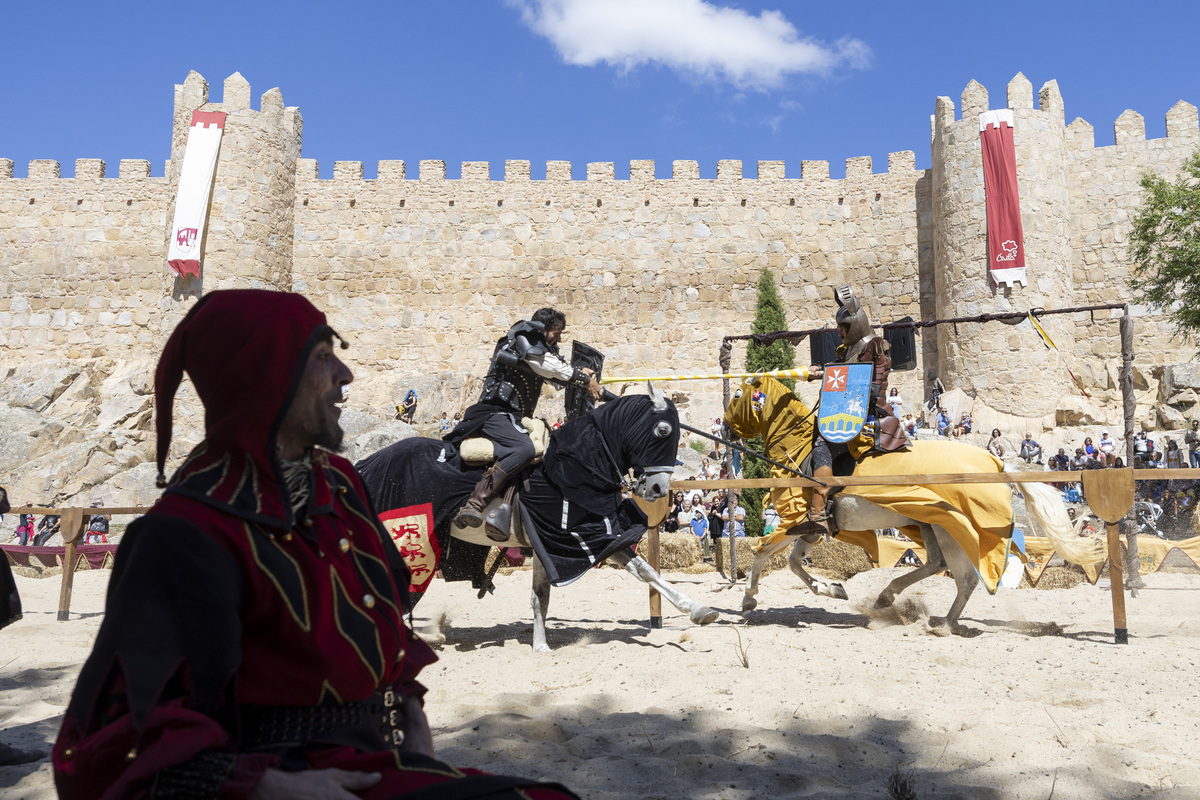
457;417;550;465
455;418;549;543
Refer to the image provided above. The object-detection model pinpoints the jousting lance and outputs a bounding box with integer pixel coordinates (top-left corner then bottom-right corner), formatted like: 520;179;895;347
599;367;821;385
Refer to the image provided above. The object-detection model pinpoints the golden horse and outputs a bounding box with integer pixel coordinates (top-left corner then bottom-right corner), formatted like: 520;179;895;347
724;376;1103;633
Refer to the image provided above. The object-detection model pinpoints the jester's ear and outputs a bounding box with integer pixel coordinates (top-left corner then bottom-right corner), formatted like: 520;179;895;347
746;376;760;385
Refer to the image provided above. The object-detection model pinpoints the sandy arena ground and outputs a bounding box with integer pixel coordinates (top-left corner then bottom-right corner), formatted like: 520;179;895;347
2;563;1198;799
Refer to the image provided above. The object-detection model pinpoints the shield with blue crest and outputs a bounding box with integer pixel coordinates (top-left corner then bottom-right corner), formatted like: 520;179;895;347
817;363;873;443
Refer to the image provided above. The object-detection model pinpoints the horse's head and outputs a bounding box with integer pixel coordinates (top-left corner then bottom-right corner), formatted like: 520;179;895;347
723;378;771;440
724;376;812;441
599;381;679;502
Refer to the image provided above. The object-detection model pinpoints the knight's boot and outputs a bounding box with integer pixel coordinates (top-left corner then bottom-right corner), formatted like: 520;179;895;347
455;464;513;540
804;466;834;540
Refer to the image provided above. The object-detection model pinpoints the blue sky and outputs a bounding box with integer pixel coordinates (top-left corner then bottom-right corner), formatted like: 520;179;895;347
2;1;1197;179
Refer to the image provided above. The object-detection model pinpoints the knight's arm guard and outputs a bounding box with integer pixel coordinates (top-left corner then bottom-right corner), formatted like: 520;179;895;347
524;348;590;387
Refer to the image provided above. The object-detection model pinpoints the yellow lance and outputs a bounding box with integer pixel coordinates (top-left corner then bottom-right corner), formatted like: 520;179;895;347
599;367;820;385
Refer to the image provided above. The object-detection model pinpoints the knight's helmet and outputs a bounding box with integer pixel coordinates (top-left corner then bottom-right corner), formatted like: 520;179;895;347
833;284;873;351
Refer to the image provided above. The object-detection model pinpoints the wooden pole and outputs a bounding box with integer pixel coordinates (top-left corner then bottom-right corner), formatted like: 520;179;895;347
56;507;86;622
1081;469;1134;645
718;339;736;583
647;524;662;629
632;496;669;629
1119;310;1144;594
1106;521;1129;644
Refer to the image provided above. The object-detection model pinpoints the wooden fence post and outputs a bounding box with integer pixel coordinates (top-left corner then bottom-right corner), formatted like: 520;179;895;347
56;508;86;622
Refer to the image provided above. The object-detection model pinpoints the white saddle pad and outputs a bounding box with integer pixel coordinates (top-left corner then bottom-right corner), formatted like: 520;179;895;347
459;417;549;465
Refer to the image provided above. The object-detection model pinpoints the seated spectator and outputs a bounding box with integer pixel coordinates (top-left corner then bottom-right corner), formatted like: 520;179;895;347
903;414;918;439
1082;437;1097;462
1071;448;1089;471
952;412;973;439
85;500;109;544
438;412;452;434
34;514;60;547
987;429;1006;458
398;389;417;424
1019;432;1043;465
1097;431;1117;466
936;408;951;437
1114;457;1126;469
552;417;565;430
1134;431;1151;466
1050;448;1071;472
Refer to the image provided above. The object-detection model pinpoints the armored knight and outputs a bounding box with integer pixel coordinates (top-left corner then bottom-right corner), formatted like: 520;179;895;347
447;308;601;536
803;285;907;537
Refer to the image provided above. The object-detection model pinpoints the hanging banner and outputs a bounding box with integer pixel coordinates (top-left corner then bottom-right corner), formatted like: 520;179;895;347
979;109;1026;289
167;110;226;278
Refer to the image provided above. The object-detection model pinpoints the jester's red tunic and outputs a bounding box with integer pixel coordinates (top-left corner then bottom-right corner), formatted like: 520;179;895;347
52;290;575;800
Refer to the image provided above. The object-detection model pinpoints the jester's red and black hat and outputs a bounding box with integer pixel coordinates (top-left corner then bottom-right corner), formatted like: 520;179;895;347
155;290;346;529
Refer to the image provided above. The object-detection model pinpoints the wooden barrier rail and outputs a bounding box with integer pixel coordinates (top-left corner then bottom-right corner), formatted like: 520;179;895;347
663;467;1200;645
8;506;150;621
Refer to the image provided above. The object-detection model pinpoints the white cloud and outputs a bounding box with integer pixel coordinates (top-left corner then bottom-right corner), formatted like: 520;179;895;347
510;0;870;90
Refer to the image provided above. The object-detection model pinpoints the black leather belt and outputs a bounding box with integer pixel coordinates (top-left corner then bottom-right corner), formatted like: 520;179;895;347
239;689;403;753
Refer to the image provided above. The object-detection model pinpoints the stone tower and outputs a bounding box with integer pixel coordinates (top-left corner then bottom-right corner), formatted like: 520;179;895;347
164;71;303;322
931;74;1075;417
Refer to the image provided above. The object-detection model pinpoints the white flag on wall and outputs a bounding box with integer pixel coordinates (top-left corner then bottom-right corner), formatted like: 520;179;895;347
167;110;226;278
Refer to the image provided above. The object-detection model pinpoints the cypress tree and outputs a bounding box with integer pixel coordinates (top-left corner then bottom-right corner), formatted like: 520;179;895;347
740;269;795;537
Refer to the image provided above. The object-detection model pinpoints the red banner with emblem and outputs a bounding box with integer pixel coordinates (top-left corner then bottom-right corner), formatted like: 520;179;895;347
979;109;1027;289
378;503;441;593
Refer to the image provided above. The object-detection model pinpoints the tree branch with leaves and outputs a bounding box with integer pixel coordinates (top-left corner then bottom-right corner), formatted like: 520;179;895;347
1128;150;1200;346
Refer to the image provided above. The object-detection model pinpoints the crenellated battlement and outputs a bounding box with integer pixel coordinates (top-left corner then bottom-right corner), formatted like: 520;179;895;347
932;73;1199;153
0;158;168;181
290;152;922;188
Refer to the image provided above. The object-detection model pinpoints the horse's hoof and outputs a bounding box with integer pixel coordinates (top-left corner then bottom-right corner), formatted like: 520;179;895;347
532;642;552;653
691;606;719;625
874;594;894;609
741;597;758;612
829;583;849;601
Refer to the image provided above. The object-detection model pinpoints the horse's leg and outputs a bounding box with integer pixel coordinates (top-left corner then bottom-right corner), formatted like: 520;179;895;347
874;523;944;609
530;555;552;653
787;535;849;600
926;525;979;635
606;549;719;625
742;536;793;611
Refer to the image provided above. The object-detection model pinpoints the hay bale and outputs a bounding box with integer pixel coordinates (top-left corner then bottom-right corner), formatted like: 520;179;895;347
810;538;875;580
635;532;702;571
1021;564;1087;590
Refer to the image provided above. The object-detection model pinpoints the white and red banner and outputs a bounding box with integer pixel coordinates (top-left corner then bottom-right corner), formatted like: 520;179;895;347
167;110;226;278
979;110;1026;289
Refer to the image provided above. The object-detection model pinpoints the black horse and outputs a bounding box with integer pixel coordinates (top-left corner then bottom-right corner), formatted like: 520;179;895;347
356;384;719;651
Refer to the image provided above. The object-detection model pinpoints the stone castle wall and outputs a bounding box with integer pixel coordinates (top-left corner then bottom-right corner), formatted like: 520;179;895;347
2;70;1198;434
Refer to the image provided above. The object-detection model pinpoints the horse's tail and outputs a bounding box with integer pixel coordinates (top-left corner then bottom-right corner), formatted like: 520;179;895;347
1006;465;1105;565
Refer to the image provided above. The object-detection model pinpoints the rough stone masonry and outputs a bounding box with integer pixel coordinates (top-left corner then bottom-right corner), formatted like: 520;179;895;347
1;69;1198;508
